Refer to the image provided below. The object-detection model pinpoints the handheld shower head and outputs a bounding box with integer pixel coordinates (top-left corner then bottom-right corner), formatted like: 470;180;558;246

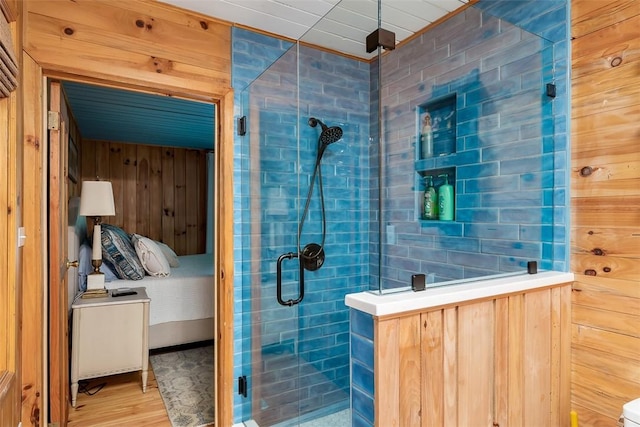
297;116;345;271
320;126;343;146
308;117;343;146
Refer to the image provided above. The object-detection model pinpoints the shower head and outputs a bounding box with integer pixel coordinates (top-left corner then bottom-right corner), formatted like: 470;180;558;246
308;117;343;146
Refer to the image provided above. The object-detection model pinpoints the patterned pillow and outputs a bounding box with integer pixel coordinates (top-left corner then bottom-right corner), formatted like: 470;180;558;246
101;224;145;280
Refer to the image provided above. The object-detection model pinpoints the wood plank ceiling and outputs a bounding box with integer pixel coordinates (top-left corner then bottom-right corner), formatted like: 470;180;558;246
63;81;215;150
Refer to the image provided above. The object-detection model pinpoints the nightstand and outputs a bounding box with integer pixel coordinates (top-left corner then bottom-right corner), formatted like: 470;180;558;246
70;287;150;407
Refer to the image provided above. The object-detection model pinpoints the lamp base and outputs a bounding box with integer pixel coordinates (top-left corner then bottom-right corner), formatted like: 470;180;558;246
87;273;105;291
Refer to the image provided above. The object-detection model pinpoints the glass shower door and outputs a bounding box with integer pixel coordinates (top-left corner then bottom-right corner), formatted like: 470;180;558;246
240;44;306;426
239;36;360;425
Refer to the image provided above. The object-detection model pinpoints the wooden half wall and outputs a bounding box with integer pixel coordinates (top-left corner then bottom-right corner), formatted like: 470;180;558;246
570;0;640;425
375;284;572;427
80;139;209;256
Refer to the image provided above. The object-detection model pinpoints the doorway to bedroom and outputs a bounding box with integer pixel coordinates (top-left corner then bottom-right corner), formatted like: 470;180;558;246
54;79;218;426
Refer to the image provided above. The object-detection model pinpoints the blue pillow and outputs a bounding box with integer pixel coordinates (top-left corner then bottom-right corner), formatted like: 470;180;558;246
101;224;145;280
78;243;118;292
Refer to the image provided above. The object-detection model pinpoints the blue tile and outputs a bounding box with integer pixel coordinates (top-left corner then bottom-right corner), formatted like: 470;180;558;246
481;240;541;258
351;335;373;370
448;251;500;270
457;162;499;179
465;223;519;239
455;208;498;223
351;309;374;340
434;236;481;252
352;361;374;396
353;411;373;427
352;387;374;425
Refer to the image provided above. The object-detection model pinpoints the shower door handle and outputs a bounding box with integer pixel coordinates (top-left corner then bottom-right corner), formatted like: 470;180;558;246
276;252;305;306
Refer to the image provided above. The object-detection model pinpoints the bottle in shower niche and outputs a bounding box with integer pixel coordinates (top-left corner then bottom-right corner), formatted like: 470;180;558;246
420;112;433;159
438;173;454;221
423;175;438;220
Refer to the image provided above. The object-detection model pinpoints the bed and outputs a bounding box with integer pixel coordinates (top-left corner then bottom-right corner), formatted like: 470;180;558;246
104;254;214;349
68;197;215;350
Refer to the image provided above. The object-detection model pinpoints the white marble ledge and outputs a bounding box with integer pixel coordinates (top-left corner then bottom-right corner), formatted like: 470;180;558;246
345;271;574;317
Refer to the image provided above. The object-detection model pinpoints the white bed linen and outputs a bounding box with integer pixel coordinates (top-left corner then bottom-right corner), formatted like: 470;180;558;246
105;253;213;326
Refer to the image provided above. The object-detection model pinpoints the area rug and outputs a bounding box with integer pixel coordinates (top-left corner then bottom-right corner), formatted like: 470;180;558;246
150;345;214;427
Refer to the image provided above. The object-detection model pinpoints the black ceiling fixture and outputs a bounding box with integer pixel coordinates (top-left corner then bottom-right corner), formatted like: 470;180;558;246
366;28;396;53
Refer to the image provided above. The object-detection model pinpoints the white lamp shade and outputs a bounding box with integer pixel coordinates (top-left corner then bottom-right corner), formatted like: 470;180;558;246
79;181;116;217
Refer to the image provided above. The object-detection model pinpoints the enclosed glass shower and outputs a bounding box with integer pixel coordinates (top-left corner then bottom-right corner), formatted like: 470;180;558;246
237;39;370;426
235;0;569;425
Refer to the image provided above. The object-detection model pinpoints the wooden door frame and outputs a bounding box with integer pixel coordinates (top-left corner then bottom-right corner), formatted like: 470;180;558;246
30;68;234;426
47;79;70;425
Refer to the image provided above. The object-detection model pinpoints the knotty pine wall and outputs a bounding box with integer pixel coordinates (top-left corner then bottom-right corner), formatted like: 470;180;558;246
19;0;235;424
0;1;19;426
16;0;235;424
80;139;208;256
570;0;640;425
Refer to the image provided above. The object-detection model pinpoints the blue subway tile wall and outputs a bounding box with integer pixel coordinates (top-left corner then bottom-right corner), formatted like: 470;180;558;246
351;309;374;425
378;2;568;289
233;29;371;424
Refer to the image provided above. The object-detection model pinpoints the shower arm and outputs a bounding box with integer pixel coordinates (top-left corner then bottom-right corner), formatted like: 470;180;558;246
276;251;305;307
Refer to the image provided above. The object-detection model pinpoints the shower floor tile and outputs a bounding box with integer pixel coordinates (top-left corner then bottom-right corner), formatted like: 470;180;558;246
298;408;351;427
254;352;349;426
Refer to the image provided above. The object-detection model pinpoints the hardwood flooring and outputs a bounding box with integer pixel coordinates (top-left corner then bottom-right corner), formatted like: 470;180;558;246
67;367;171;427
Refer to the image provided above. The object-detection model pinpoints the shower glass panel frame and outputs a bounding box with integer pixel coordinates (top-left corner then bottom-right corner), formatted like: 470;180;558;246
238;26;371;427
375;2;569;294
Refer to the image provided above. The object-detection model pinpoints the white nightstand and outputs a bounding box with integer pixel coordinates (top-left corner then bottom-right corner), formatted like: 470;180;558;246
70;287;150;407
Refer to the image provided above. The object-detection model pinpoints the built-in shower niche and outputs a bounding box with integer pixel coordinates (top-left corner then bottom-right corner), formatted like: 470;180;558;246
414;94;457;224
415;94;456;163
416;167;456;223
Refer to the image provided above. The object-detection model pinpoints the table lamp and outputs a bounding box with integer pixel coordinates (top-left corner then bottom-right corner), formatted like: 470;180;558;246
79;180;116;290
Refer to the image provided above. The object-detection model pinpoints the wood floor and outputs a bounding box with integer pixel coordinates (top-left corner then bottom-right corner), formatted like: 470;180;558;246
67;367;171;427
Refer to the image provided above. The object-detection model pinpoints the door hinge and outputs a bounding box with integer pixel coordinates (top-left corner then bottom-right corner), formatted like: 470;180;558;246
546;83;556;98
47;111;60;130
237;116;246;136
238;375;247;397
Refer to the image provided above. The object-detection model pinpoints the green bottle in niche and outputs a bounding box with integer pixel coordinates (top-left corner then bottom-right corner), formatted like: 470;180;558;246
423;175;438;220
438;173;454;221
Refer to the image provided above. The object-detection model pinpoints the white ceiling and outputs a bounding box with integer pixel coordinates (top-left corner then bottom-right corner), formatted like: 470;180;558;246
158;0;470;59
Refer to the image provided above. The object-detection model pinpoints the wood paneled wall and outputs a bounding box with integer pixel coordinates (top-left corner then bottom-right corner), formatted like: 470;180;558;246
570;1;640;425
0;1;21;426
18;0;235;425
80;139;209;256
0;53;19;427
25;0;231;100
